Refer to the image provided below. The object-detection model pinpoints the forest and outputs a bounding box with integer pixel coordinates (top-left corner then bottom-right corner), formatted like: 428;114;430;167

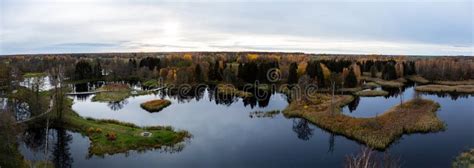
1;52;472;89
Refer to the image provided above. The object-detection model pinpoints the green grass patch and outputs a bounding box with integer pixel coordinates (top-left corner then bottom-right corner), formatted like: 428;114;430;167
92;91;130;102
283;94;445;150
92;83;131;102
354;90;389;97
415;84;474;93
62;103;190;156
140;99;172;112
23;72;46;78
143;79;161;88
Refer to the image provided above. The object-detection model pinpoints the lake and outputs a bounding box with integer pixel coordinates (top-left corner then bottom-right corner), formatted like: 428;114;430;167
19;85;474;167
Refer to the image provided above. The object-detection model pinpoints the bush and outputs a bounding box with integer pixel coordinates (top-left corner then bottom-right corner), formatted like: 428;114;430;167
106;132;117;141
95;128;102;133
87;127;95;134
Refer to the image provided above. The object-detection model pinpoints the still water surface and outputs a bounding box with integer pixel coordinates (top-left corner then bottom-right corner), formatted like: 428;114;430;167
20;86;474;167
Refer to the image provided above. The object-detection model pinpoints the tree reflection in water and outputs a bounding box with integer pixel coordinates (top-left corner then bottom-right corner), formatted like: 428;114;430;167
328;133;335;154
22;126;47;152
347;96;360;112
15;101;31;121
107;100;128;111
292;119;313;141
156;86;277;109
52;128;73;168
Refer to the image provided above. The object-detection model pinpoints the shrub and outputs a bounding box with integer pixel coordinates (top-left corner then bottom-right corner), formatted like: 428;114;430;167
95;128;102;133
87;127;95;134
106;132;117;141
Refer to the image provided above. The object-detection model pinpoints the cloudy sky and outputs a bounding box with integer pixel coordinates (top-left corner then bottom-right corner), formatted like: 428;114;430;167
0;0;473;55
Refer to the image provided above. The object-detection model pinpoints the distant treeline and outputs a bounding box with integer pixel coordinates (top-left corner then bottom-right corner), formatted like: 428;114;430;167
1;53;473;89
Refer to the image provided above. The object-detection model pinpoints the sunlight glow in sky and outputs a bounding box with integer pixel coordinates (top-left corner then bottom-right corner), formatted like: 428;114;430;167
0;0;473;55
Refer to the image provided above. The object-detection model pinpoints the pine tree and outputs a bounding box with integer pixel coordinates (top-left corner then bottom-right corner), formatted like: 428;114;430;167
345;68;358;88
195;64;203;82
382;63;397;80
315;62;325;87
306;61;317;78
288;62;298;84
370;65;377;78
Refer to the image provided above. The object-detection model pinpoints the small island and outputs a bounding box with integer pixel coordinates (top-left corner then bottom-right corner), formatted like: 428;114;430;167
92;83;132;102
354;90;389;97
283;93;445;149
140;99;172;112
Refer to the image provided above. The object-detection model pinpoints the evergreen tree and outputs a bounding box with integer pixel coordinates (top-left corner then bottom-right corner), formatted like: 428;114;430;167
315;62;325;87
214;60;222;81
370;65;378;78
288;62;298;84
306;61;317;78
93;59;103;79
74;60;93;80
345;68;358;88
382;63;397;80
195;64;203;83
237;63;243;79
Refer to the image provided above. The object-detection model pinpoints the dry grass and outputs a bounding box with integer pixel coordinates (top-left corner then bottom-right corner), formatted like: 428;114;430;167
361;76;404;88
363;82;380;89
416;84;474;93
140;99;172;112
283;94;445;149
406;75;430;84
217;84;253;98
452;148;474;168
433;80;474;86
355;90;389;97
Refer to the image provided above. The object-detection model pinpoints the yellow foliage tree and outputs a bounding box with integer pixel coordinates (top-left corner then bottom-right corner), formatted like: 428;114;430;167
247;54;259;62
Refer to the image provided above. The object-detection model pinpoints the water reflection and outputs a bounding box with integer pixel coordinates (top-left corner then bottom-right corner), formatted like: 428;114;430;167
292;119;313;141
107;100;128;111
22;126;47;152
347;96;360;112
15;101;31;121
18;82;473;167
421;92;474;100
52;128;74;168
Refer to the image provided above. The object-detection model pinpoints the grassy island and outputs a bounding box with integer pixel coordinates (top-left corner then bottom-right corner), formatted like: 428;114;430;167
452;148;474;168
415;84;474;93
217;84;253;98
92;83;131;102
406;75;430;84
63;110;189;156
59;99;190;156
141;99;172;112
362;76;404;88
434;80;474;86
355;90;389;97
283;93;445;149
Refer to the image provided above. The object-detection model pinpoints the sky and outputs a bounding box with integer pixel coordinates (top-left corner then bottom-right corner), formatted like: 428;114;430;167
0;0;473;55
